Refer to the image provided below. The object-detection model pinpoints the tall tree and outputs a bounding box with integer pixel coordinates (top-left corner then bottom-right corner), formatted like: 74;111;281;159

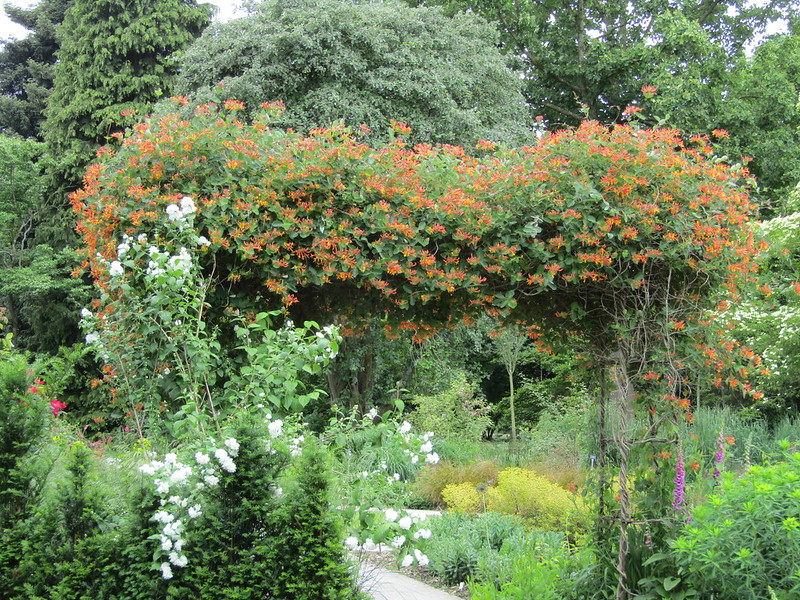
641;29;800;208
407;0;797;125
41;0;213;205
0;134;88;350
0;0;73;139
174;0;531;147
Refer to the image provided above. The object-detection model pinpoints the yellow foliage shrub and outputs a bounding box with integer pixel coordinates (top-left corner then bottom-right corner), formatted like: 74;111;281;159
486;467;583;531
441;482;484;513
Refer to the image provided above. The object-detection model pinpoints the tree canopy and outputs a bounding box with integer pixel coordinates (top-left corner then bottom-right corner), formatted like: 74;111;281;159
408;0;798;125
174;0;531;147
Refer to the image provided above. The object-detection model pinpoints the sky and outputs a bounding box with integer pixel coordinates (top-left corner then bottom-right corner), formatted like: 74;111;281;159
0;0;247;41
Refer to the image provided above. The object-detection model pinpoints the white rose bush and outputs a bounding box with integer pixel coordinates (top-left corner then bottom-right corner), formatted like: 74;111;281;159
79;197;340;439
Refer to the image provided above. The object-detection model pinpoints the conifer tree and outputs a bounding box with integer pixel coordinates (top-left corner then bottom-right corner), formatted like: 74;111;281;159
42;0;212;199
0;0;73;139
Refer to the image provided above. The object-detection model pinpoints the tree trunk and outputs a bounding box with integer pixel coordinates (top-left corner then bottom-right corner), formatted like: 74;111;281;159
508;365;517;446
610;351;635;600
598;365;608;519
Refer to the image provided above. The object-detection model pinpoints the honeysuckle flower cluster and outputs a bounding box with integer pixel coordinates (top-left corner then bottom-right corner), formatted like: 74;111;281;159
139;437;243;579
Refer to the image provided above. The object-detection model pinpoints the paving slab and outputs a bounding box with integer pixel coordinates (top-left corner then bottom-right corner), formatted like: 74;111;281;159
360;563;462;600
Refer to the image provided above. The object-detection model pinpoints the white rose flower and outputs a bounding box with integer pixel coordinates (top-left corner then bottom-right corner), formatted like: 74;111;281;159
108;261;124;277
413;528;432;540
420;441;433;454
398;516;412;530
268;419;283;438
170;467;191;484
391;535;406;548
425;452;440;464
163;520;183;538
344;536;359;550
188;504;202;519
80;307;92;319
204;474;219;486
399;421;412;434
224;438;240;455
194;452;210;465
180;196;196;215
401;554;414;568
160;562;173;580
153;510;173;524
166;204;182;221
197;235;211;247
384;508;398;522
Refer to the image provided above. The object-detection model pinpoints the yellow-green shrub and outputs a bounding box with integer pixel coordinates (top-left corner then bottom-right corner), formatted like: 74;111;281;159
441;482;484;513
486;467;582;531
439;467;585;531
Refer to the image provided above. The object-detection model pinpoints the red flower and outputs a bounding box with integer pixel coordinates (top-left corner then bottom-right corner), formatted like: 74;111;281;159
50;399;67;417
690;461;700;471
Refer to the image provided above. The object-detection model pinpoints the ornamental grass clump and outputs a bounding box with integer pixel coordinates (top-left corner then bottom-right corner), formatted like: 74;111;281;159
414;458;500;507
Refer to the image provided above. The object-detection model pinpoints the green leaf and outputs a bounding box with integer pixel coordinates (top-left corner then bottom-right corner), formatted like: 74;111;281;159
664;577;681;591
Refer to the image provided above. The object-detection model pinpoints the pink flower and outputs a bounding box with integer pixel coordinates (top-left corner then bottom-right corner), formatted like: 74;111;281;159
50;399;67;417
672;446;685;511
713;431;725;481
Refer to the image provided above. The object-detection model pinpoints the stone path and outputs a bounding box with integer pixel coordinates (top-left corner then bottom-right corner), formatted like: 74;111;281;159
360;563;462;600
357;509;460;599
